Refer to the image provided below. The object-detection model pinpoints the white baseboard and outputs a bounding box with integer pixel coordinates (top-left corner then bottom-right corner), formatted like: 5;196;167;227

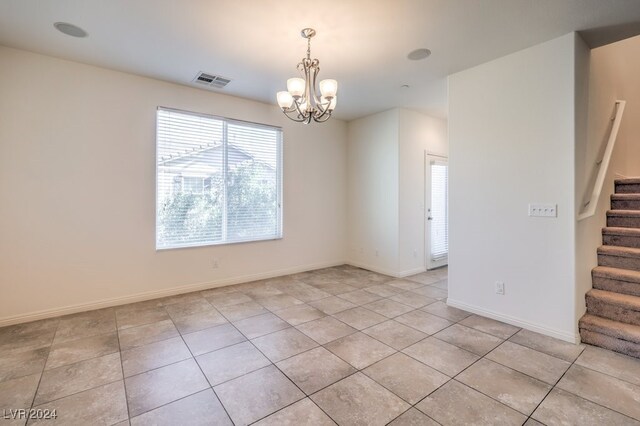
345;260;425;279
447;298;580;344
397;267;427;278
345;260;402;278
0;260;345;327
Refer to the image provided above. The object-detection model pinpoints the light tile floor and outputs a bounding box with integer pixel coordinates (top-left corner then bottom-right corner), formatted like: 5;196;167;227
1;265;640;425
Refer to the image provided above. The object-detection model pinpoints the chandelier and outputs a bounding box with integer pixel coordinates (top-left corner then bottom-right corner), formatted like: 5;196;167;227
276;28;337;124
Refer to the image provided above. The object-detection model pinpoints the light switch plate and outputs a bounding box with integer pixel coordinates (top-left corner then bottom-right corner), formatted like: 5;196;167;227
528;203;557;217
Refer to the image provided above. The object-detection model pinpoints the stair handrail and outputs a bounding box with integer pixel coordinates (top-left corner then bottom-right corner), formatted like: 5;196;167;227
578;100;626;221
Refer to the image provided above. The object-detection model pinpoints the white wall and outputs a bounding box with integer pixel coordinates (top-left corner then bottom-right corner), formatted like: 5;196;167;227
0;46;347;325
347;108;448;276
448;33;579;342
398;109;448;275
347;110;400;274
575;34;640;326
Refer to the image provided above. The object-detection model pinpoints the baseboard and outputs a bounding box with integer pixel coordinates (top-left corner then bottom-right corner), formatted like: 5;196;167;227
345;260;402;278
397;267;427;278
345;261;425;278
447;298;580;344
0;260;345;327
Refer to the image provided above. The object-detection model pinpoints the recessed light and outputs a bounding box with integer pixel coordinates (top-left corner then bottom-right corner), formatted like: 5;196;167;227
401;84;410;89
53;22;88;38
407;48;431;60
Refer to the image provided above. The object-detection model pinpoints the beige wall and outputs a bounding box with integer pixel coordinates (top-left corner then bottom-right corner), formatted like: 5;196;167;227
0;46;348;325
575;34;640;327
398;109;448;275
346;109;400;274
347;108;448;276
448;33;578;342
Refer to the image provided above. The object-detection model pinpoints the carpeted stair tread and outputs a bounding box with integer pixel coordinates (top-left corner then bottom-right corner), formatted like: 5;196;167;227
593;265;640;283
606;210;640;227
597;247;640;272
597;246;640;258
592;266;640;297
586;289;640;312
615;178;640;185
602;227;640;248
615;178;640;194
579;329;640;358
602;227;640;236
611;194;640;210
579;314;640;345
612;194;640;201
607;210;640;217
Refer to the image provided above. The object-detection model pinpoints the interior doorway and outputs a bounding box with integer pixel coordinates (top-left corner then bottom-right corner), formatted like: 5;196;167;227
426;153;449;270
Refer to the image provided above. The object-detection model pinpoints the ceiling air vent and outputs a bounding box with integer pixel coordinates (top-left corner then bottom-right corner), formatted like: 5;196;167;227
193;72;231;89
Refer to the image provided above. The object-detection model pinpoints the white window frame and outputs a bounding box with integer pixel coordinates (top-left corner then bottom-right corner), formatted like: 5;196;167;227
155;106;283;250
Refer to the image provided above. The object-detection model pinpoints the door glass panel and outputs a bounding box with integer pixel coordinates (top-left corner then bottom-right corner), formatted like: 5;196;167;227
430;162;448;261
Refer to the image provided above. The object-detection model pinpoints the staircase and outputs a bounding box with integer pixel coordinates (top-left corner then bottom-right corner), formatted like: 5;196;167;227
579;178;640;358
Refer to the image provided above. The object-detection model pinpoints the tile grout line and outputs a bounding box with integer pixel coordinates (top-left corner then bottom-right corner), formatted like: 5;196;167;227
212;295;405;424
526;349;640;424
28;319;60;413
114;320;132;425
174;316;236;426
28;378;125;411
398;315;527;419
227;322;316;424
240;350;336;425
204;291;349;425
522;342;588;424
202;292;477;417
435;326;640;422
12;267;640;425
262;309;445;422
114;299;213;422
118;298;233;422
102;270;418;423
0;267;438;422
405;318;640;424
33;331;121;374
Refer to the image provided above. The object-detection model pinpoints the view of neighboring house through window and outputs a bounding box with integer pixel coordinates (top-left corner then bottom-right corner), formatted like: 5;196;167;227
156;107;282;249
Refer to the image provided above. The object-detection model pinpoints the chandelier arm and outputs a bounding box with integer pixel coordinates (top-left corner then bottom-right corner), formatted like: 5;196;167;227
314;104;330;121
313;111;333;123
292;97;307;117
282;109;307;123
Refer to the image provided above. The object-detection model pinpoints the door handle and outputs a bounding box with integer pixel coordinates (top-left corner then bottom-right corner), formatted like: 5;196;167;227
427;217;433;221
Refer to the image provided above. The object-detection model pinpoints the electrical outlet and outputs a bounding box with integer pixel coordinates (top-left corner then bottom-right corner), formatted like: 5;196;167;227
528;203;557;217
413;249;417;258
495;281;505;295
212;258;219;269
375;249;379;257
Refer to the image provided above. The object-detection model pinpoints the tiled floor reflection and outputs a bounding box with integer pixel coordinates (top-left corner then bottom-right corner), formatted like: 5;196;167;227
1;265;640;425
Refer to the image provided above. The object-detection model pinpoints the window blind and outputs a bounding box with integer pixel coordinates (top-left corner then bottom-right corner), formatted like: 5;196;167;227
430;162;448;260
156;107;282;249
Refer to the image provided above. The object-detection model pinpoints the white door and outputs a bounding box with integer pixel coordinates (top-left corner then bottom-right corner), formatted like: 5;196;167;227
426;155;448;269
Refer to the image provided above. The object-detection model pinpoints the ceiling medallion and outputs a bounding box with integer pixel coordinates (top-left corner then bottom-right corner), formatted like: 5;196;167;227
276;28;337;124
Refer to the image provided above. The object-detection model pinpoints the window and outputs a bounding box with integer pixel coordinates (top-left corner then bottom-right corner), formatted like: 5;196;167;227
156;107;282;249
430;161;448;260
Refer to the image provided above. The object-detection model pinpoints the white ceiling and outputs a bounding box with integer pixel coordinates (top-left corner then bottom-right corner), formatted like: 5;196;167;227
1;0;639;120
